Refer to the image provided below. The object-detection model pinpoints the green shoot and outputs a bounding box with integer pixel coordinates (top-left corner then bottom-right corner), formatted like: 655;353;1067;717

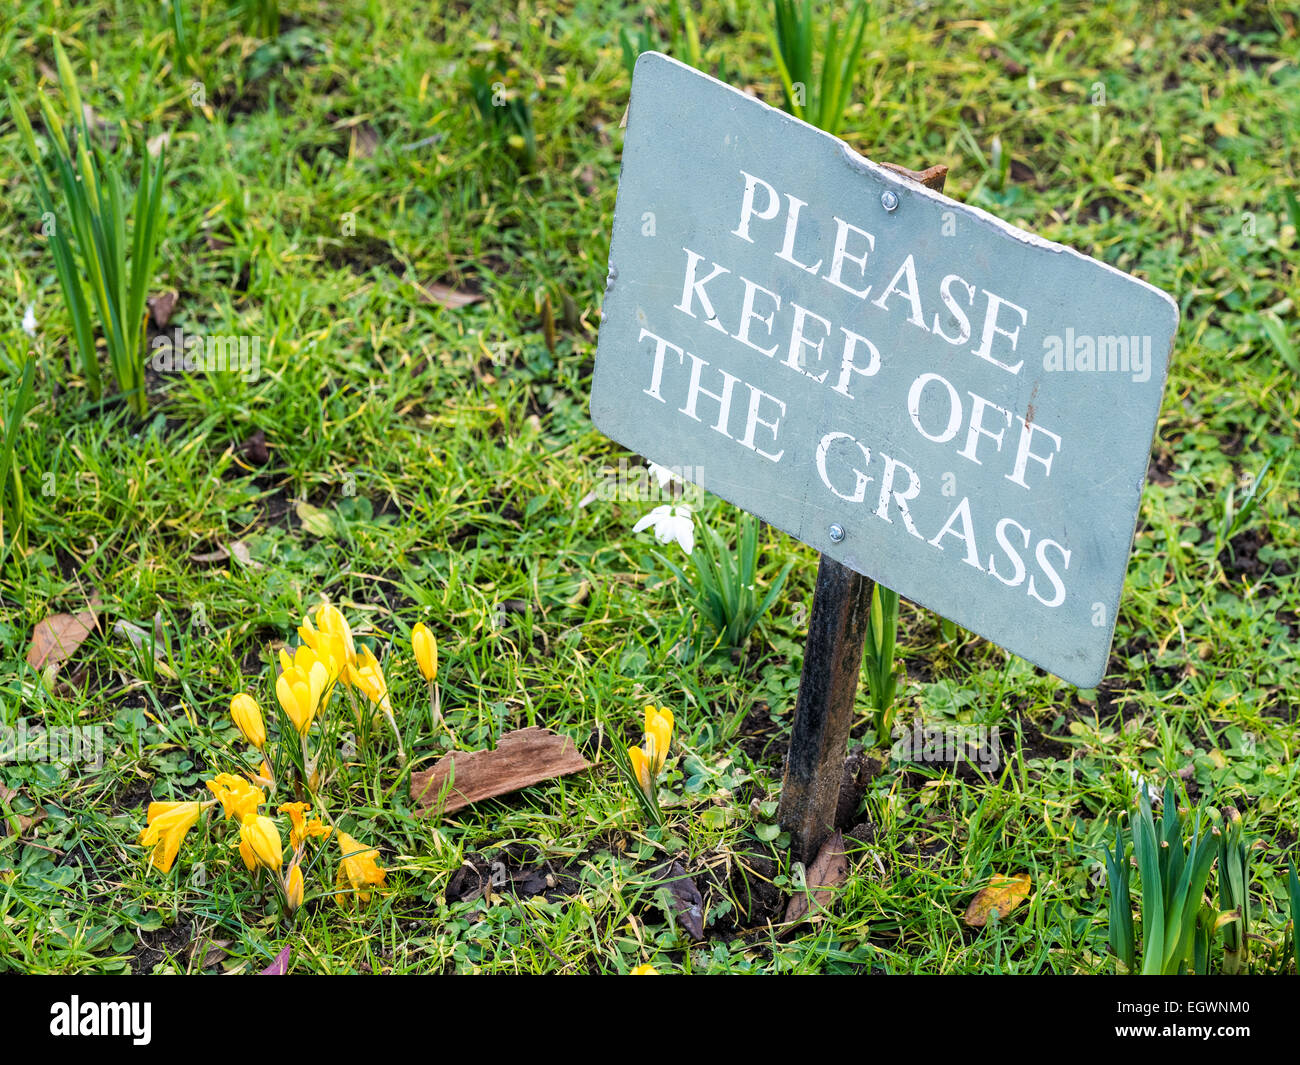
7;42;165;418
769;0;872;137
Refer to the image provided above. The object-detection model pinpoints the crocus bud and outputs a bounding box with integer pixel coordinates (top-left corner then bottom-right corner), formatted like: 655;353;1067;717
241;814;283;871
285;863;305;911
230;693;266;749
412;623;438;682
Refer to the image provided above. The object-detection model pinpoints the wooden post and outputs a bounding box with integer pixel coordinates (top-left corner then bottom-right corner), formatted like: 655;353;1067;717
777;161;949;866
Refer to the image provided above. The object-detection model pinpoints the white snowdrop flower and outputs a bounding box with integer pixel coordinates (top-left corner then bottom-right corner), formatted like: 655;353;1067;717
21;304;37;338
1128;769;1160;805
632;503;695;555
646;462;679;490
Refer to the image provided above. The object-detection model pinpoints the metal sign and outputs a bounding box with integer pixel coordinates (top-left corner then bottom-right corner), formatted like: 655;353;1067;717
591;53;1178;687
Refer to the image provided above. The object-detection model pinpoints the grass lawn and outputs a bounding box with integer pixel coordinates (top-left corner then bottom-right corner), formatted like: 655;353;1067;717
0;0;1297;975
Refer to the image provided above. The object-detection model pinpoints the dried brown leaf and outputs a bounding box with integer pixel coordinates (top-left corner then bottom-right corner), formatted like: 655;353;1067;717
784;830;850;925
26;599;101;676
148;290;177;327
411;727;590;814
418;282;483;310
189;938;232;969
654;861;705;941
191;545;230;564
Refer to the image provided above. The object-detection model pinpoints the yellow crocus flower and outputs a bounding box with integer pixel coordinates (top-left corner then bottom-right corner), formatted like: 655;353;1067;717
303;602;356;674
229;692;266;749
138;801;202;873
629;745;649;794
247;759;275;789
298;611;349;680
279;801;310;847
412;622;438;682
206;774;264;821
276;650;331;735
240;814;283;871
278;801;329;849
334;830;386;905
644;706;674;775
285;863;305;911
630;963;659;975
349;644;391;712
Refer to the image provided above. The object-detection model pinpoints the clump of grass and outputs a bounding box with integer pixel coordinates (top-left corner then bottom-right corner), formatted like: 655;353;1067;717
659;510;792;656
863;584;901;746
468;50;537;173
7;42;165;418
242;0;281;37
1104;781;1220;974
0;348;35;549
769;0;872;137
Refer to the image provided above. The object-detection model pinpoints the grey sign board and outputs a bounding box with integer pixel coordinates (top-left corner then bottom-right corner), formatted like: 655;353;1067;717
591;53;1178;687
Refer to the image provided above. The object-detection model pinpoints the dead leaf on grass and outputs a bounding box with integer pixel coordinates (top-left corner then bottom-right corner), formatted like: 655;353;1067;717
189;938;232;969
227;541;260;568
418;281;483;310
964;872;1032;927
783;830;850;925
238;428;270;466
191;545;230;564
411;727;590;814
26;598;101;677
9;806;46;837
148;290;177;327
654;861;705;942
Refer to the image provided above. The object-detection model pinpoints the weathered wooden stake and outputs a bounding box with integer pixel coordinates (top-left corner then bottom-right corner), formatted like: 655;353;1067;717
777;161;949;866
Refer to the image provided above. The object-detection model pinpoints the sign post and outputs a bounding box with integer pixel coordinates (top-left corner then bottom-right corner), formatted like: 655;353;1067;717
775;164;947;864
590;54;1179;864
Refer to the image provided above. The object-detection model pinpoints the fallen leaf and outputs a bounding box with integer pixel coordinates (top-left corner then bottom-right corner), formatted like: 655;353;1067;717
146;131;171;158
295;500;335;538
411;727;591;814
445;856;493;904
112;619;154;651
191;545;230;564
418;282;483;310
964;872;1032;927
784;830;850;925
227;540;261;568
148;290;177;327
26;599;101;677
4;803;46;837
238;428;269;465
654;861;706;941
189;938;232;969
260;945;291;975
0;783;17;804
351;122;379;158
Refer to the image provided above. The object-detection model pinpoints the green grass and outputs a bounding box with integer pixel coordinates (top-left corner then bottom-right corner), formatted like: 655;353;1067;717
0;0;1297;974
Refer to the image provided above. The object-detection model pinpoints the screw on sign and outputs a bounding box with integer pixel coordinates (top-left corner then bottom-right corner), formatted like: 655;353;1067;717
589;54;1178;862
